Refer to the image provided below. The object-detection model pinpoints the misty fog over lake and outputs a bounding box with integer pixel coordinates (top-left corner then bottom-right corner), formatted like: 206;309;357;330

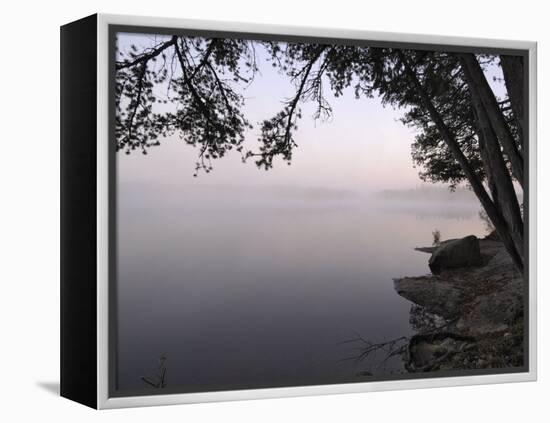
116;181;486;391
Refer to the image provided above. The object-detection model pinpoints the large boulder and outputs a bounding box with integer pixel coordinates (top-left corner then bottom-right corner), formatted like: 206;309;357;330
429;235;482;273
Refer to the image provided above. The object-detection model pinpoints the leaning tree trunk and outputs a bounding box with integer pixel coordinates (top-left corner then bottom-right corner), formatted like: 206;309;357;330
469;100;524;265
397;51;524;272
458;53;524;188
500;55;525;148
477;129;499;205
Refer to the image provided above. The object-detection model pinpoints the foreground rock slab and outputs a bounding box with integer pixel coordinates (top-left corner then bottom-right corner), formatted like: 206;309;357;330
393;238;524;372
394;276;464;319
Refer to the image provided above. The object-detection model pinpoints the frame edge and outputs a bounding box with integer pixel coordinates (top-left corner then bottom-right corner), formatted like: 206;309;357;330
95;13;538;409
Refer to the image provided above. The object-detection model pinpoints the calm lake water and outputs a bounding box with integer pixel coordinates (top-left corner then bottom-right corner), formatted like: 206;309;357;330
115;184;486;393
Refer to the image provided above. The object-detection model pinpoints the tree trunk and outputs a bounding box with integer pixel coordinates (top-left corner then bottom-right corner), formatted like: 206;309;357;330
397;51;524;272
470;102;524;264
477;128;499;204
458;53;524;188
500;55;525;148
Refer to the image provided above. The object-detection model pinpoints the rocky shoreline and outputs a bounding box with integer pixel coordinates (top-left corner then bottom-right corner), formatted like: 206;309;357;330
393;235;525;372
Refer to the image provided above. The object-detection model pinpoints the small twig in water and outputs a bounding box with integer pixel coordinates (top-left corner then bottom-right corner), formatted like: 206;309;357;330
141;354;167;388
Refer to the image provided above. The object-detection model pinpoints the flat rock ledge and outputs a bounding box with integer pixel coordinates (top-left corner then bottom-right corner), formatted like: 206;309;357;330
394;238;524;372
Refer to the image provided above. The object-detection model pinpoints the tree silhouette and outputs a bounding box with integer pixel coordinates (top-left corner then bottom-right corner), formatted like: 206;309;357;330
116;35;257;175
115;34;525;271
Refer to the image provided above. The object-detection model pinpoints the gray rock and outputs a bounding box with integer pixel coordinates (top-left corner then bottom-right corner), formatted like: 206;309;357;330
393;276;465;319
429;235;482;273
456;290;522;335
393;238;524;371
406;332;476;372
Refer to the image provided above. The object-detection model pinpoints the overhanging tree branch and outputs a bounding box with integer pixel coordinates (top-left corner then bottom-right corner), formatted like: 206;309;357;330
248;46;327;168
116;36;177;71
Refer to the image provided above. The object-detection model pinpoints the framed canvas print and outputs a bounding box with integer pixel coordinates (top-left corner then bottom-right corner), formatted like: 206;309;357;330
60;13;537;409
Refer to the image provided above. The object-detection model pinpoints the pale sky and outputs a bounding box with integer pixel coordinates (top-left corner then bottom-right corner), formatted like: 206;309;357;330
116;32;506;194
